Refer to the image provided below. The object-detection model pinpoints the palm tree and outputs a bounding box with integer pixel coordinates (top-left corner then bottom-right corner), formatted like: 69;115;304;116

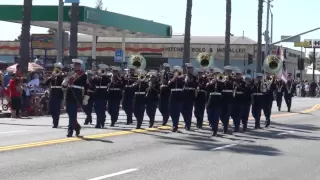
224;0;231;66
19;0;33;74
256;0;264;73
69;3;80;60
182;0;192;66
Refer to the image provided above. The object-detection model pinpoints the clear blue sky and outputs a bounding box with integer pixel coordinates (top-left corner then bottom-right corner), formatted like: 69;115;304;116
0;0;319;55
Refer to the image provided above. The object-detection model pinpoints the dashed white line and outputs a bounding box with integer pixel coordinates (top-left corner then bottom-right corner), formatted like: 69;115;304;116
88;168;138;180
276;132;288;136
0;130;27;134
211;143;237;151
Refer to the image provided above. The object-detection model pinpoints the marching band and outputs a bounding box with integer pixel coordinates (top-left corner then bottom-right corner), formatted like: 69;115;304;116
46;53;296;138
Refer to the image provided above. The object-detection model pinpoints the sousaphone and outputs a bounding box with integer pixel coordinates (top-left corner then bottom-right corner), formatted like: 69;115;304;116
196;52;214;68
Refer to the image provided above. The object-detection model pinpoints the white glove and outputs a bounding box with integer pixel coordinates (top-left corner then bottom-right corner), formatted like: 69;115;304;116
62;77;70;86
83;95;90;105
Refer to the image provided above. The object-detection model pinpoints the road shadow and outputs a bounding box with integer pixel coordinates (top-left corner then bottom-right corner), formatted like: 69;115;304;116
271;122;320;132
133;130;281;156
0;122;52;127
78;136;113;143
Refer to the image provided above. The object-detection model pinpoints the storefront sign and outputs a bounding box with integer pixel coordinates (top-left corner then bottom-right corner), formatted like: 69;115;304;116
86;10;99;21
31;34;54;49
165;47;246;53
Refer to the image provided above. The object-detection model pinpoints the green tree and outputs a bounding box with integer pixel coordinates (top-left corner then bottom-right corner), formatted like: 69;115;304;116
182;0;192;66
256;0;264;73
19;0;33;74
224;0;231;66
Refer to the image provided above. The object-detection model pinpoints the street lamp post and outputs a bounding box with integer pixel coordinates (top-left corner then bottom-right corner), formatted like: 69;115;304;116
57;0;64;63
270;9;273;44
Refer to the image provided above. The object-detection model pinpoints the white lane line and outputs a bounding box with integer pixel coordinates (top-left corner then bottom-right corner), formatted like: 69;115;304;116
277;131;295;136
211;143;237;151
88;168;138;180
0;130;27;134
276;132;288;136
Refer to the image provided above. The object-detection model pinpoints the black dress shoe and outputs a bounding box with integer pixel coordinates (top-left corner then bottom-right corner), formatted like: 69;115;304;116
172;127;178;132
75;127;81;136
95;125;102;129
265;121;270;128
149;121;154;128
110;122;115;127
243;124;247;132
212;131;217;136
52;125;58;128
66;134;72;137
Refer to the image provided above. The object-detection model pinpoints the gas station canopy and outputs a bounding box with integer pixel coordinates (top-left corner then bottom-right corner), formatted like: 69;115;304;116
0;5;172;38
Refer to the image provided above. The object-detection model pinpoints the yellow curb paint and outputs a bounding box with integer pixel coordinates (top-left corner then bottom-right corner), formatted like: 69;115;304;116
0;104;319;152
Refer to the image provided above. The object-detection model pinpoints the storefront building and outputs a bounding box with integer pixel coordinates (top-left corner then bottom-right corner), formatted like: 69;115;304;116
0;35;304;74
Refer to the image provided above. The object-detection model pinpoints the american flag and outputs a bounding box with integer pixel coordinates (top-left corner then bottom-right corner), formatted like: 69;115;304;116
276;47;288;82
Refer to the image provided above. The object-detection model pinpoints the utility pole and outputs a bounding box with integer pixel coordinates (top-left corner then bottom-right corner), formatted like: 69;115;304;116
57;0;64;63
313;47;316;81
264;0;271;56
270;11;273;44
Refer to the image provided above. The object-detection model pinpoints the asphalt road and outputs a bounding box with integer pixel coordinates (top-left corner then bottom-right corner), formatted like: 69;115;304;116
0;97;320;180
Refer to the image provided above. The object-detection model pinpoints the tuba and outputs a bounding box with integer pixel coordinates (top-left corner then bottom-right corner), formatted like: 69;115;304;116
263;55;283;74
196;53;213;68
216;74;226;82
128;55;147;69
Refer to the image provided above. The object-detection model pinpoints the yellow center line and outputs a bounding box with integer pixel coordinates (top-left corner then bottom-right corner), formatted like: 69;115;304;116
0;104;319;152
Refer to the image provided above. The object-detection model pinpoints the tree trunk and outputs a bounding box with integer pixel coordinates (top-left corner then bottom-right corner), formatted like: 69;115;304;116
183;0;192;68
256;0;263;73
19;0;32;75
69;3;79;59
224;0;231;66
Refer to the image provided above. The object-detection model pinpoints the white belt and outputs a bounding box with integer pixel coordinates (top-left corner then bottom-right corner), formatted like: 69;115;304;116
96;86;108;89
161;85;168;88
51;86;62;88
109;88;121;91
253;93;263;95
171;88;183;92
135;92;146;95
88;90;94;93
210;92;222;95
236;92;243;94
198;90;206;93
71;85;84;89
222;90;233;93
184;87;195;90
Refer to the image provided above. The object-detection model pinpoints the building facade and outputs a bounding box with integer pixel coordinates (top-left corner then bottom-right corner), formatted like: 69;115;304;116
0;36;304;74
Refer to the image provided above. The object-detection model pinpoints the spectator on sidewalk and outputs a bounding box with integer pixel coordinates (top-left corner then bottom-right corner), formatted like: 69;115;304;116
9;73;22;118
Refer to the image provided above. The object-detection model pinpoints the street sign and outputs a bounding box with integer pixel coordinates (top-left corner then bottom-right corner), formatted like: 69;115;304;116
114;49;123;62
64;0;80;3
313;39;320;48
281;35;301;43
294;40;312;48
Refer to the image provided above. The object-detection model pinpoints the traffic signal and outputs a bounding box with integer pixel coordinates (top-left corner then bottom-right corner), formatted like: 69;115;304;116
297;58;305;70
314;40;320;46
247;53;253;65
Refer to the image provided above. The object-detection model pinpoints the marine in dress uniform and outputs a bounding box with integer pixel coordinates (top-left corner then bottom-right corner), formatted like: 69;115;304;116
262;72;276;127
159;63;171;126
220;65;234;134
231;68;246;132
181;63;197;130
145;70;160;128
251;73;264;129
206;71;224;136
83;70;95;125
240;75;253;131
45;62;64;128
132;69;149;129
276;79;285;111
107;66;124;126
284;73;295;112
92;64;110;128
194;68;207;128
122;66;136;125
168;66;185;132
62;59;91;137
